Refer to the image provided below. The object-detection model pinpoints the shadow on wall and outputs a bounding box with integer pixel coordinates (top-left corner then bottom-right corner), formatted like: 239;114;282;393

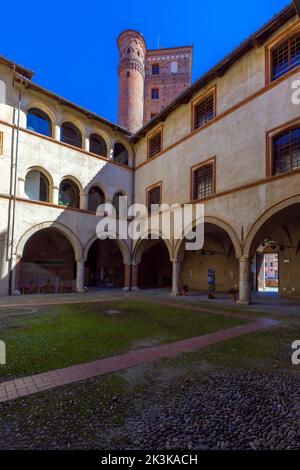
1;99;133;296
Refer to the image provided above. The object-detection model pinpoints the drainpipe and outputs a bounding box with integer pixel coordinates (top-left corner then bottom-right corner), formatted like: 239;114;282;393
8;73;23;295
129;141;136;290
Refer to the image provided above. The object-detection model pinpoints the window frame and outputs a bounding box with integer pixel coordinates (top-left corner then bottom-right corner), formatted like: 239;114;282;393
191;86;217;132
147;126;163;160
266;23;300;85
266;119;300;177
146;181;162;213
26;108;53;138
190;157;216;202
152;63;160;75
151;88;159;100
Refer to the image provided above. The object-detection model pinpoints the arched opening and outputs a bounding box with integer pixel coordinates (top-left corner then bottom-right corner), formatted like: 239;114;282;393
112;191;125;217
88;186;105;212
85;239;124;288
138;239;172;289
18;228;76;294
113;143;128;165
247;203;300;298
178;223;239;295
59;179;80;208
61;122;82;148
89;133;107;157
27;108;52;137
25;169;50;202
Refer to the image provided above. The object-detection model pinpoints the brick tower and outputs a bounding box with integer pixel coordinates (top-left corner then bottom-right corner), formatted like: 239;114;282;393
144;46;193;123
117;30;146;133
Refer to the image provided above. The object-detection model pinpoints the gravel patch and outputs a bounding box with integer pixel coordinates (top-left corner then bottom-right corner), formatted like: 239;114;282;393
0;367;299;450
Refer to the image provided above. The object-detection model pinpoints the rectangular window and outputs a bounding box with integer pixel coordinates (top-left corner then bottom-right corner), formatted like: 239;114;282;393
272;127;300;175
148;129;162;159
147;184;161;212
152;64;160;75
271;33;300;81
0;132;2;154
151;88;159;100
193;92;215;130
192;162;215;201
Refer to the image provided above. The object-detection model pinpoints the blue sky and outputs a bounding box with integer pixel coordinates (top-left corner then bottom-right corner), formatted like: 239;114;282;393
0;0;291;123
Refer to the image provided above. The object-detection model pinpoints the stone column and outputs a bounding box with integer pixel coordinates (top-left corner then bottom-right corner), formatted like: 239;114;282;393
52;186;60;205
54;124;61;141
123;264;131;290
131;264;139;290
171;260;181;296
18;177;26;198
238;256;251;304
11;255;21;295
84;136;90;152
80;192;89;211
76;260;85;292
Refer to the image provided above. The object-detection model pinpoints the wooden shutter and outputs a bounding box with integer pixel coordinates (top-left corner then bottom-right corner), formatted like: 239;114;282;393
148;186;161;211
149;131;162;158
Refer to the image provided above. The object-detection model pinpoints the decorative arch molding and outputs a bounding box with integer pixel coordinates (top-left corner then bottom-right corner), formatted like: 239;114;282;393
24;101;56;137
16;221;84;262
173;215;242;262
59;115;86;141
244;194;300;258
83;235;131;265
24;165;54;188
132;231;173;265
88;129;111;154
59;175;84;193
86;182;108;201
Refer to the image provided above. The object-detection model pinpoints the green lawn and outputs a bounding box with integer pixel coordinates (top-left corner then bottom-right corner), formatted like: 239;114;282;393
0;299;246;380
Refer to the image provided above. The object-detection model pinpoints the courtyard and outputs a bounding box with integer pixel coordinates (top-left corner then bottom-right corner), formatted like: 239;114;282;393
0;291;299;450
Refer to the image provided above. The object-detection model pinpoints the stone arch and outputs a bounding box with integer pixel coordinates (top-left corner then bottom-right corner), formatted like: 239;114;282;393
59;175;84;193
88;129;111;157
84;235;131;266
244;194;300;258
24;165;54;188
16;221;83;262
132;232;173;265
24;101;56;138
173;215;242;262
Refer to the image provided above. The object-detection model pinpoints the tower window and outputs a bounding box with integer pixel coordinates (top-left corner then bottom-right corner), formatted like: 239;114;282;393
151;88;159;100
152;64;160;75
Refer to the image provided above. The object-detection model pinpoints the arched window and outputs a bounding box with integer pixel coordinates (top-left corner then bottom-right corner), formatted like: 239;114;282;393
59;179;80;208
61;122;82;148
25;170;49;202
113;143;128;165
89;134;107;157
112;191;125;217
27;108;52;137
273;127;300;175
88;186;105;212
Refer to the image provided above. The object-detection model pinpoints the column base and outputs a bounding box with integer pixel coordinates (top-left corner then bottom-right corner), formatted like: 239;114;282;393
123;286;130;291
237;299;251;305
170;291;179;297
131;287;140;291
12;289;21;296
76;288;86;293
